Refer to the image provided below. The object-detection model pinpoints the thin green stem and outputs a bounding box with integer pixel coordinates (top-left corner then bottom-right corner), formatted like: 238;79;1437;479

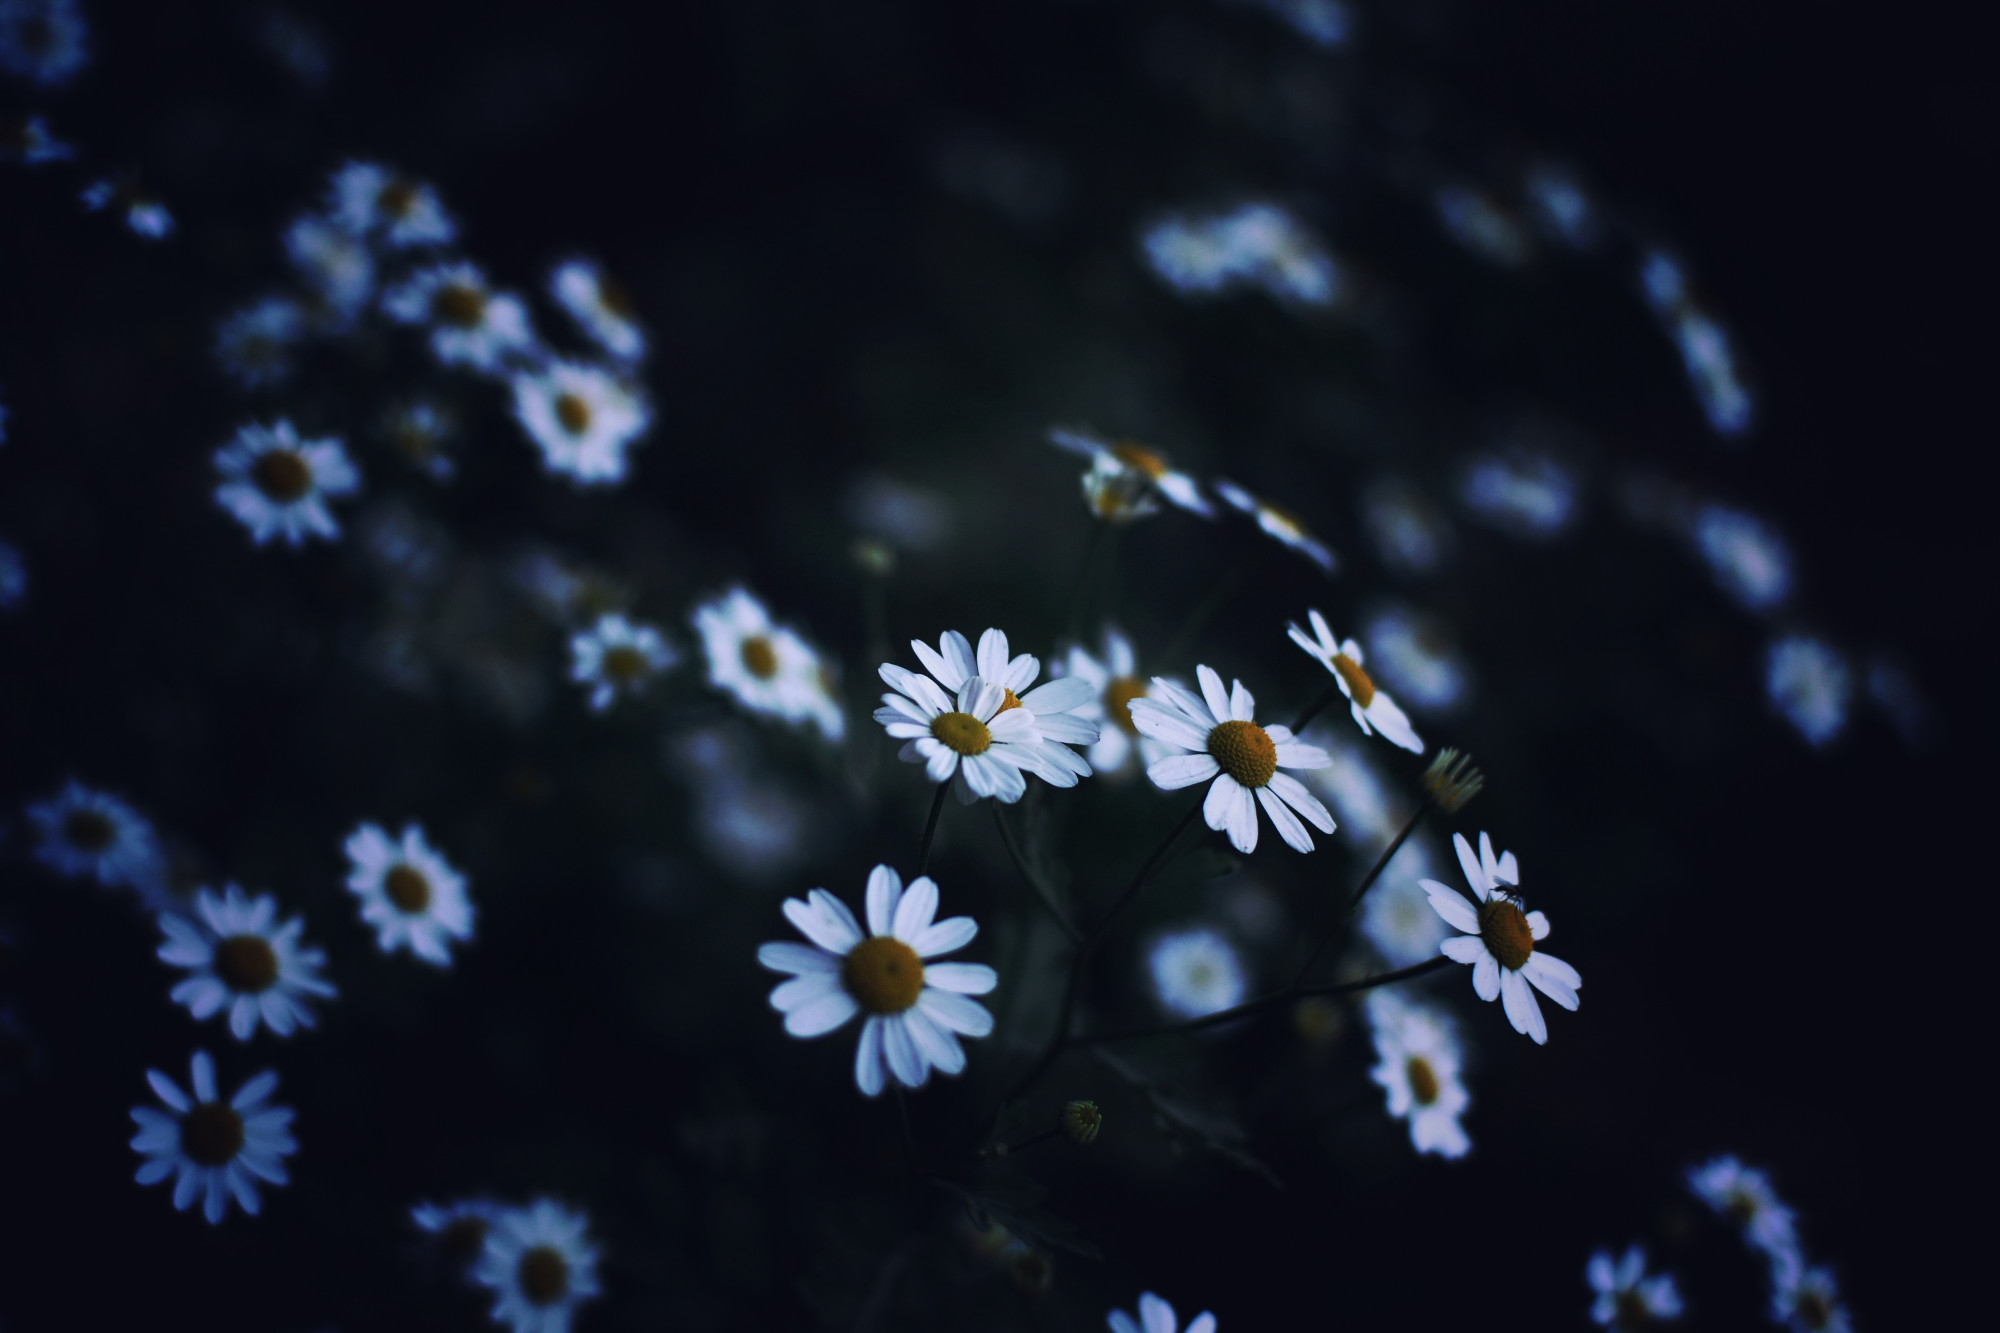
1071;956;1452;1045
1288;682;1343;734
991;802;1081;941
1065;523;1111;641
915;781;949;875
1290;796;1433;988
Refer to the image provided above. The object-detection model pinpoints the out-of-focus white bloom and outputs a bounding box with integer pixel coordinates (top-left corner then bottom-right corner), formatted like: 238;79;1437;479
213;420;359;547
1424;832;1580;1044
130;1050;295;1225
1434;185;1531;267
1526;165;1599;248
1289;609;1424;753
1773;1266;1850;1333
1460;451;1579;538
0;111;74;162
383;262;537;374
0;0;89;85
1215;479;1339;574
1639;250;1754;437
1363;606;1471;713
1366;990;1470;1158
1108;1291;1217;1333
1055;627;1171;776
549;259;645;362
1129;665;1334;854
284;214;376;328
845;473;954;551
1587;1246;1684;1328
384;399;458;480
1226;0;1350;46
1765;635;1852;747
672;727;815;880
1690;504;1791;612
1140;201;1342;307
1298;727;1399;844
1147;926;1246;1019
215;297;307;388
0;537;24;609
25;780;167;901
158;886;337;1041
1360;852;1452;969
413;1198;502;1268
758;866;998;1096
693;587;844;741
329;161;456;249
1360;478;1454;576
1686;1155;1802;1284
511;360;650;486
82;180;174;239
569;613;676;713
474;1199;601;1333
344;823;474;966
1048;426;1215;521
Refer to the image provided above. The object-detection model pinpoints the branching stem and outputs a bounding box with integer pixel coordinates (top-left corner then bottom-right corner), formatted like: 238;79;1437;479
1071;956;1452;1045
1290;796;1433;987
991;802;1081;941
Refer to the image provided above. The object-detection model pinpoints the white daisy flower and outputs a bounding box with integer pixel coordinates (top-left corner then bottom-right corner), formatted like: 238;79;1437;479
1766;635;1852;748
1422;832;1581;1044
1055;627;1171;776
474;1199;601;1333
328;161;457;249
214;296;307;388
549;258;646;362
1459;450;1579;539
413;1198;503;1269
1;111;75;163
1690;504;1792;613
1358;851;1452;969
158;885;337;1040
382;262;537;374
213;420;360;547
1127;664;1335;854
757;865;997;1096
1686;1155;1802;1283
1587;1245;1684;1329
0;0;90;87
1048;426;1215;521
343;822;474;966
1288;609;1424;753
511;359;652;486
1363;605;1472;713
569;612;676;713
1108;1291;1217;1333
1366;990;1470;1159
1773;1266;1850;1333
25;780;167;900
284;214;376;329
1214;479;1338;574
1147;926;1246;1019
906;628;1099;790
693;587;844;741
130;1049;296;1224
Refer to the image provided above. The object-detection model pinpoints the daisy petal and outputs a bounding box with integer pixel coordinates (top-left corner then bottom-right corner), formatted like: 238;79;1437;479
784;989;860;1038
1152;677;1215;725
1022;675;1094;714
913;916;977;957
1257;785;1315;852
1196;666;1232;726
1268;772;1335;832
902;1005;965;1076
1471;951;1501;1001
1128;701;1212;751
1500;968;1547;1043
1523;952;1581;1009
1228;677;1255;722
892;875;939;941
1440;935;1486;965
865;864;902;937
1148;752;1220;791
1422;881;1481;933
920;961;995;995
882;1014;926;1088
1453;832;1489;899
854;1015;886;1096
784;892;861;954
1526;910;1550;940
1222;779;1258;854
758;941;839;974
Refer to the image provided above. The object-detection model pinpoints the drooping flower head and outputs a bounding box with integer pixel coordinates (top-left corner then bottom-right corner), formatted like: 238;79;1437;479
473;1199;601;1333
1048;426;1215;522
1422;832;1580;1044
344;822;474;966
1288;609;1424;753
693;587;844;741
1586;1246;1684;1329
213;420;360;548
158;886;337;1040
510;360;651;486
130;1050;295;1224
1366;990;1470;1159
1214;478;1338;574
569;613;677;713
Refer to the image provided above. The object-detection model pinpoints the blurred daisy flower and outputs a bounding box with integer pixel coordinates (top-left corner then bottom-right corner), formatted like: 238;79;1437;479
1109;1291;1217;1333
757;865;997;1096
343;822;474;966
1587;1245;1684;1329
1366;989;1470;1158
0;111;73;163
511;361;652;486
214;297;307;389
1056;626;1170;776
1686;1155;1801;1283
1147;926;1246;1019
569;612;677;713
157;885;337;1041
549;258;646;362
693;587;845;741
25;779;167;900
1773;1266;1850;1333
384;398;458;480
1358;853;1451;969
0;0;89;86
474;1199;601;1333
413;1198;503;1271
1363;605;1471;713
1048;426;1215;521
1128;665;1334;854
284;214;377;329
1459;450;1579;539
1765;635;1852;748
1423;832;1580;1044
1690;504;1791;613
1288;609;1423;753
1214;478;1338;574
213;419;360;547
383;261;537;374
1359;477;1454;577
130;1050;295;1225
1141;200;1341;307
82;179;174;240
329;161;456;249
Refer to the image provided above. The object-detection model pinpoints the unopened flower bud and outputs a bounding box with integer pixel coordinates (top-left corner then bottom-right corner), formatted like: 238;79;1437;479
1420;748;1484;814
1060;1099;1102;1146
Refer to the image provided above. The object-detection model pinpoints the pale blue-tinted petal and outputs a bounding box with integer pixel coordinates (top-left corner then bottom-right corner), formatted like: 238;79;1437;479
881;1014;927;1088
1148;753;1220;790
148;1069;191;1112
758;941;839;975
1440;935;1486;964
1268;773;1335;832
1423;881;1481;933
865;864;902;937
918;986;995;1035
1471;951;1501;1000
1500;968;1546;1043
231;1071;278;1110
913;917;977;958
1196;666;1231;726
1229;677;1255;722
902;1005;965;1075
975;628;1010;682
135;1156;177;1185
1022;676;1094;714
892;876;938;942
1257;785;1314;852
854;1016;887;1096
191;1051;218;1103
1128;702;1210;751
784;989;860;1038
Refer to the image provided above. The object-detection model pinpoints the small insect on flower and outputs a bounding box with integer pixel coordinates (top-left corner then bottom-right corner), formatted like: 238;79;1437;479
328;161;457;249
569;612;677;713
81;179;174;239
693;587;845;741
0;112;74;163
1129;664;1335;854
1686;1155;1802;1285
130;1050;295;1225
1366;990;1471;1159
158;885;337;1041
1108;1290;1218;1333
382;261;537;375
474;1199;602;1333
1773;1266;1850;1333
1048;426;1216;521
1587;1246;1684;1329
0;0;90;86
1147;926;1247;1019
344;822;474;966
1423;833;1579;1043
214;297;308;389
549;258;646;362
1056;627;1171;777
757;865;997;1096
413;1198;502;1271
511;360;652;486
1214;479;1339;574
214;419;360;547
1288;608;1423;753
24;779;168;901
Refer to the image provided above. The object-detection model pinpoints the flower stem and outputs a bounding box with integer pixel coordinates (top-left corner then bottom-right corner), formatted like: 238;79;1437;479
916;781;949;875
1288;682;1342;733
977;1125;1061;1161
1290;796;1433;987
1065;522;1111;641
990;802;1081;941
1071;955;1452;1045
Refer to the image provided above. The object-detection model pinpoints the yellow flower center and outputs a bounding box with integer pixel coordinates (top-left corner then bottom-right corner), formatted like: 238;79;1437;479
997;687;1024;712
62;809;116;852
1112;441;1169;479
431;283;487;329
518;1244;571;1306
1104;677;1147;736
930;711;992;756
252;449;314;503
214;935;280;993
602;644;649;682
739;635;779;680
384;864;431;913
1406;1055;1440;1106
1332;652;1375;708
842;935;926;1014
553;392;591;435
1207;719;1276;787
1477;900;1535;971
377;179;419;219
180;1101;245;1166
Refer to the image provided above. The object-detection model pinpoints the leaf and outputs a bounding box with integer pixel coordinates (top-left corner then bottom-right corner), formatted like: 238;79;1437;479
933;1174;1104;1259
1092;1047;1283;1189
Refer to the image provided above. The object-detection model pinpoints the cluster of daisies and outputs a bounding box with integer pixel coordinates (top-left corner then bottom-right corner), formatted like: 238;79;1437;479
1688;1156;1851;1333
413;1197;602;1333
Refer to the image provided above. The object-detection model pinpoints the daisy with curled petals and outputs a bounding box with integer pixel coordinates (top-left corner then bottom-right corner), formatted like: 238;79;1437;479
906;628;1100;790
1366;990;1471;1159
1422;832;1581;1044
382;261;536;374
25;779;167;900
474;1198;601;1333
1056;627;1170;777
130;1049;295;1224
1128;665;1335;854
158;885;337;1040
214;420;360;548
757;865;997;1096
344;822;474;965
1049;425;1215;522
1108;1291;1217;1333
1214;478;1338;574
1588;1245;1684;1329
569;612;677;713
1288;608;1424;753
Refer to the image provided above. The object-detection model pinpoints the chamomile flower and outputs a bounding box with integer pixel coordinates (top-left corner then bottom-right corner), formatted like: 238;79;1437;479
214;420;359;547
906;628;1099;789
1773;1266;1849;1333
329;161;457;249
1214;479;1338;574
1686;1155;1801;1283
1358;853;1452;968
1048;426;1215;520
549;259;646;362
1288;609;1424;753
512;360;652;486
1108;1291;1217;1333
1128;665;1334;854
130;1050;295;1224
158;886;337;1040
284;214;376;328
1056;627;1170;776
343;822;474;966
0;111;73;162
569;613;676;713
693;587;845;741
25;780;167;900
1587;1246;1684;1328
474;1199;601;1333
383;262;537;374
0;0;89;86
1147;927;1246;1019
413;1198;503;1269
214;297;307;388
757;865;997;1096
1366;990;1470;1159
1422;832;1580;1044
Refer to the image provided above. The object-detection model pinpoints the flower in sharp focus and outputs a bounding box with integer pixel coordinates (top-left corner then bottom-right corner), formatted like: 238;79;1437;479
130;1050;295;1224
382;262;537;374
1129;664;1335;854
1587;1246;1684;1329
1147;927;1246;1019
328;161;457;249
1048;426;1215;521
25;780;168;901
1288;609;1423;753
213;420;360;547
1108;1291;1218;1333
569;613;677;713
1366;990;1470;1158
1056;627;1170;776
511;360;651;486
474;1199;601;1333
413;1198;503;1271
214;297;307;389
1773;1266;1850;1333
0;0;90;86
158;886;337;1040
549;258;646;362
1685;1155;1801;1284
1214;479;1338;574
693;587;845;741
344;822;474;965
757;865;997;1096
1422;832;1580;1044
